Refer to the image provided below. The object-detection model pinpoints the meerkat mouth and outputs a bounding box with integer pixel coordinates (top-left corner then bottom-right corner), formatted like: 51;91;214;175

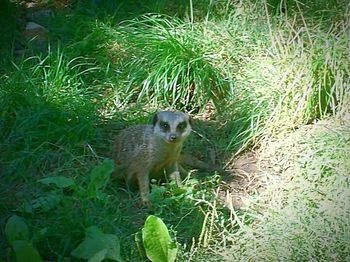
165;137;181;144
166;139;179;144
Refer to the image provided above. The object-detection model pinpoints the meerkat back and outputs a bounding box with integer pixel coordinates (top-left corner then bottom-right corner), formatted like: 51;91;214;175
112;125;152;177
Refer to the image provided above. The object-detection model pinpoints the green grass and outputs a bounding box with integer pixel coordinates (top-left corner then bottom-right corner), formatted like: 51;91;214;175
225;119;350;261
0;52;99;176
1;0;349;260
108;14;230;111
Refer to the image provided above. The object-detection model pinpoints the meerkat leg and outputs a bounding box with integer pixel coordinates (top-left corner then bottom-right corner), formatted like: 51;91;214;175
167;163;182;187
171;171;182;187
136;172;150;205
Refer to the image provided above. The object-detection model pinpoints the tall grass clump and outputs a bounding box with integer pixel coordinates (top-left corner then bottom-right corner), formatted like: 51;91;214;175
213;0;350;155
108;15;230;111
183;1;350;259
48;11;232;112
0;49;101;179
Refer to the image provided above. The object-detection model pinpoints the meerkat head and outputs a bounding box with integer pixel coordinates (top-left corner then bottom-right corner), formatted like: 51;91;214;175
152;111;191;144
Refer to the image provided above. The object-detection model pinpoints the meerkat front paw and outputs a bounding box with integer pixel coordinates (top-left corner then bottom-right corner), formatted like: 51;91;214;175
169;170;182;187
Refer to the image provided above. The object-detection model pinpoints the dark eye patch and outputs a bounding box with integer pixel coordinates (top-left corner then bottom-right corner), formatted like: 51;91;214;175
160;121;170;131
177;121;187;131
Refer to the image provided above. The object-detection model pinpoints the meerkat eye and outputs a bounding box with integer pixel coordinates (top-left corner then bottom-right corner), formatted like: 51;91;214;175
177;121;187;131
159;121;170;131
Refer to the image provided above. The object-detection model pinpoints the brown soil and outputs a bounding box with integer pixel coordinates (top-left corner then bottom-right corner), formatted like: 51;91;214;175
218;151;263;208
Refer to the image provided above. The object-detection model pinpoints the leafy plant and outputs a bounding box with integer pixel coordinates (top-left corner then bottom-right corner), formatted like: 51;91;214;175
5;215;42;262
20;193;63;214
71;226;123;262
142;215;178;262
5;215;30;244
86;159;114;200
38;175;76;189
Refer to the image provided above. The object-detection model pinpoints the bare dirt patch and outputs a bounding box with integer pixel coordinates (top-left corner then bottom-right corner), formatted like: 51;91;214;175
218;151;262;208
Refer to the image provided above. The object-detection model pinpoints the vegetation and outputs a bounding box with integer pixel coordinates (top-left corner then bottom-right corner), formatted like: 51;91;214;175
1;0;349;261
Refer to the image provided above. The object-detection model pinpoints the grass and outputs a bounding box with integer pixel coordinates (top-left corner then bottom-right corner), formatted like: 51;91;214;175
1;0;349;261
108;14;230;111
225;119;350;261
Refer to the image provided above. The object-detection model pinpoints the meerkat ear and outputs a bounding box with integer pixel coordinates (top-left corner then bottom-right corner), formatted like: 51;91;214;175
152;112;159;127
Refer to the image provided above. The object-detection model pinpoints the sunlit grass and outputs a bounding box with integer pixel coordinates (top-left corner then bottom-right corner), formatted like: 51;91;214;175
213;1;350;154
106;14;230;111
225;119;350;261
1;0;349;260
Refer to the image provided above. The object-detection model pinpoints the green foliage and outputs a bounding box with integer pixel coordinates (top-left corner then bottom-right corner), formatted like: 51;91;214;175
109;15;229;111
142;215;177;262
0;51;100;177
39;176;76;189
12;240;42;262
5;215;42;262
22;160;113;213
20;193;62;214
3;160;120;259
5;215;30;244
71;226;123;262
148;175;226;247
86;159;114;200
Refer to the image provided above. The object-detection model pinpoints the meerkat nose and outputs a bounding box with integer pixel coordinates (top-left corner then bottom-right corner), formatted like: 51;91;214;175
169;134;177;141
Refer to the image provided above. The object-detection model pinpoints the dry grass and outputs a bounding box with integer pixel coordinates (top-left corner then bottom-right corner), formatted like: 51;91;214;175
217;118;350;261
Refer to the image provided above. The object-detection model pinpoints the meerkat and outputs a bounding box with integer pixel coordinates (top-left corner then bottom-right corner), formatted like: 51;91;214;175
113;111;191;205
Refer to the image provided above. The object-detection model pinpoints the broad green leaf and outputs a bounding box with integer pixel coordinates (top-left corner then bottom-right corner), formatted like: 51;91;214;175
39;176;75;188
88;159;114;188
87;159;114;199
32;194;62;211
32;227;48;243
142;215;178;262
18;194;62;214
71;226;122;262
5;215;29;244
12;240;42;262
87;249;108;262
19;202;35;214
19;193;62;213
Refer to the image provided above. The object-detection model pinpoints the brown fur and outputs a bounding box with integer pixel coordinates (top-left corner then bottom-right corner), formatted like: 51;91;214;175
113;111;191;204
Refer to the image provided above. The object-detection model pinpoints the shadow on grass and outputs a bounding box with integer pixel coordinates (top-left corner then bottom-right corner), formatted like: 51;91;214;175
0;58;231;260
0;1;255;259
